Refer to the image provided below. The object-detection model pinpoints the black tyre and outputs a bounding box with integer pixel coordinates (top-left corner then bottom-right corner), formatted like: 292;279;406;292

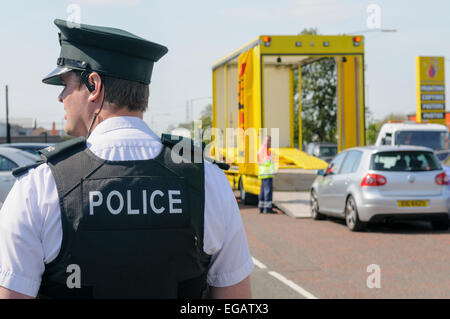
431;219;450;230
345;196;366;232
310;190;326;220
239;178;258;205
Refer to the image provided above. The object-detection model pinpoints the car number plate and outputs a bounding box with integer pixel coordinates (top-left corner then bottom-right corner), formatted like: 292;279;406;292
397;200;428;207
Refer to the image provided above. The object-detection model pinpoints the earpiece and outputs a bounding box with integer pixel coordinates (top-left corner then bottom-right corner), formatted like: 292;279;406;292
80;71;95;92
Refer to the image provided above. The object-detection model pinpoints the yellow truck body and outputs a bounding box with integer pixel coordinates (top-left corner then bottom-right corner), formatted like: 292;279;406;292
212;35;366;197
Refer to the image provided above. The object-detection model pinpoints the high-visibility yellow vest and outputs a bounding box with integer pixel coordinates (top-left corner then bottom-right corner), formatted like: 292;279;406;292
258;159;275;179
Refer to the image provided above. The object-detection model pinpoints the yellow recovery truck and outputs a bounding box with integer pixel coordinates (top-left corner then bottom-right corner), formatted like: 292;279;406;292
211;35;366;204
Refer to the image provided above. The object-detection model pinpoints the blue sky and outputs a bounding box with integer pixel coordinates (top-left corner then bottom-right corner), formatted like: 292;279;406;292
0;0;449;135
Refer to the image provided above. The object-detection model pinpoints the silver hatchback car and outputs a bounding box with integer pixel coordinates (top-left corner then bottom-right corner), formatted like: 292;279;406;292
310;145;450;231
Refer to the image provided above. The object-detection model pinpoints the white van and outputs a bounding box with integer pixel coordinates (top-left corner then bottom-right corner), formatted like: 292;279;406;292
375;122;449;151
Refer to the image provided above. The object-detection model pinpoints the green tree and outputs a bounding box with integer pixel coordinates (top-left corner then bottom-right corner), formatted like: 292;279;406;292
169;103;212;141
365;106;377;145
366;112;407;145
199;103;212;130
293;28;337;147
301;58;337;143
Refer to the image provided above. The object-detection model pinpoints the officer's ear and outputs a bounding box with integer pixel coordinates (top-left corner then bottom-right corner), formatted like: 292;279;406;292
87;72;103;103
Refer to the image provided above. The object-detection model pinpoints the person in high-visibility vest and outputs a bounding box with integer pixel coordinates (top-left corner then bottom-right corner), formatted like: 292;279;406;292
257;136;276;214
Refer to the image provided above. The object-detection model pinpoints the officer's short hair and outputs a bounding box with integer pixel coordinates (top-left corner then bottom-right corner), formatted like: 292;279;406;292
74;71;149;112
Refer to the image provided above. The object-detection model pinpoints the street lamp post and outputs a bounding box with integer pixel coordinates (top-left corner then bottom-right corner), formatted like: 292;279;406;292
5;85;11;144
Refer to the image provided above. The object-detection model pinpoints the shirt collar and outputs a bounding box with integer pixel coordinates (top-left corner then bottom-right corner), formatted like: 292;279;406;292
86;116;159;142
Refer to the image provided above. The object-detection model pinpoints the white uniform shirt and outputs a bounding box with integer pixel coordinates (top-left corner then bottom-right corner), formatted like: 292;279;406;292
0;116;254;297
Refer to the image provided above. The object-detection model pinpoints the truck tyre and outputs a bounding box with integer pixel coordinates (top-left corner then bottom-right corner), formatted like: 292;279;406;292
239;178;258;205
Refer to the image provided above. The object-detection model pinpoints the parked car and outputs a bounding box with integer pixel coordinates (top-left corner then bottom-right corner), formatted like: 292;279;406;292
443;156;450;191
0;147;39;208
310;145;450;231
0;143;53;157
306;142;338;163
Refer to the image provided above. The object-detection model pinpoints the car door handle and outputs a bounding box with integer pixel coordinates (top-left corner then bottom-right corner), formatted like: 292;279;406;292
345;178;351;185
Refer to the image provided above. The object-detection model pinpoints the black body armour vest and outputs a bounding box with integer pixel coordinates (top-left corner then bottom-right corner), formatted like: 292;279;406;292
29;136;211;298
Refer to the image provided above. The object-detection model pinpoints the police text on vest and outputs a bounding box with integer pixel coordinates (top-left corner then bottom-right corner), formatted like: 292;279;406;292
89;190;183;215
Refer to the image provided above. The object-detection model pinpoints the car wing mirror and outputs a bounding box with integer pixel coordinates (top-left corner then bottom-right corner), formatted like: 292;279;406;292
324;165;334;176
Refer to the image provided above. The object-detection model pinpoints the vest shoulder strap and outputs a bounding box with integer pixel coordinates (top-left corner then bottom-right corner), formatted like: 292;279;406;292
204;157;230;171
39;137;87;161
161;134;229;170
161;133;204;151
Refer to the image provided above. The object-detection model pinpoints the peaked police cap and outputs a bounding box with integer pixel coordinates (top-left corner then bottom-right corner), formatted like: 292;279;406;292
43;19;168;85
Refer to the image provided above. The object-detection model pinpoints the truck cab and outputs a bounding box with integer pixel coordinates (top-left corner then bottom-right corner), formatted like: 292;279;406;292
375;122;449;151
306;142;338;163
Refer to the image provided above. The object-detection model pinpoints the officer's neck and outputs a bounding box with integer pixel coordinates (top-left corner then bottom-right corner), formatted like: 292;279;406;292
87;102;144;136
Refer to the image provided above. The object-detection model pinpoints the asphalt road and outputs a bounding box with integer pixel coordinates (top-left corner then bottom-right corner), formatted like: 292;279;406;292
239;198;450;299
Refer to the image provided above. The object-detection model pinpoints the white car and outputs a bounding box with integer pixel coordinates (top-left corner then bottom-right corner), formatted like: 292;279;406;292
0;147;39;207
310;145;450;231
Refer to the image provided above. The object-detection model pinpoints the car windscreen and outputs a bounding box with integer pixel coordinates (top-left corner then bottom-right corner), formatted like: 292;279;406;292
435;151;450;162
394;130;448;150
371;151;442;172
444;156;450;167
319;146;337;157
18;151;40;162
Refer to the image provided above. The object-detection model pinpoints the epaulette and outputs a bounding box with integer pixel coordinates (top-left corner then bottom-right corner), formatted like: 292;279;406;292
39;136;86;161
161;134;229;170
12;137;87;178
12;160;45;178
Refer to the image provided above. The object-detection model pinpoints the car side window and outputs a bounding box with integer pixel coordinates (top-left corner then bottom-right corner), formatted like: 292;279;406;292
340;151;363;174
0;155;18;172
350;151;363;172
327;152;347;175
384;133;392;145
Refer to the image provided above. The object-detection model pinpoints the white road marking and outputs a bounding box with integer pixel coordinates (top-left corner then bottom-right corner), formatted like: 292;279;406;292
252;255;318;299
252;257;267;269
268;271;318;299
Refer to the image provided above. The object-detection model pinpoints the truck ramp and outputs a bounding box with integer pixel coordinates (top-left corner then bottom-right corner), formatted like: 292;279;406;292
273;168;318;192
274;148;328;170
273;191;312;218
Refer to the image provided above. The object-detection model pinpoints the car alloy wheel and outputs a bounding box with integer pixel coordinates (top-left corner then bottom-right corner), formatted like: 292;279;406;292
345;196;366;231
310;190;325;220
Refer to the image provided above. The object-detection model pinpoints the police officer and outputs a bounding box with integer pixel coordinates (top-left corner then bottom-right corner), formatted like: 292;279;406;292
0;19;253;298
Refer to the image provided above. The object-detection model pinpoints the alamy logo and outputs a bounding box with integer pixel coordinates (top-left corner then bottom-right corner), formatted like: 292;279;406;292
66;4;81;29
366;4;381;29
66;264;81;289
366;264;381;289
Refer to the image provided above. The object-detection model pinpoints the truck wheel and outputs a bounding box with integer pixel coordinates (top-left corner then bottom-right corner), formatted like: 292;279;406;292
239;178;258;205
345;196;366;232
310;190;325;220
